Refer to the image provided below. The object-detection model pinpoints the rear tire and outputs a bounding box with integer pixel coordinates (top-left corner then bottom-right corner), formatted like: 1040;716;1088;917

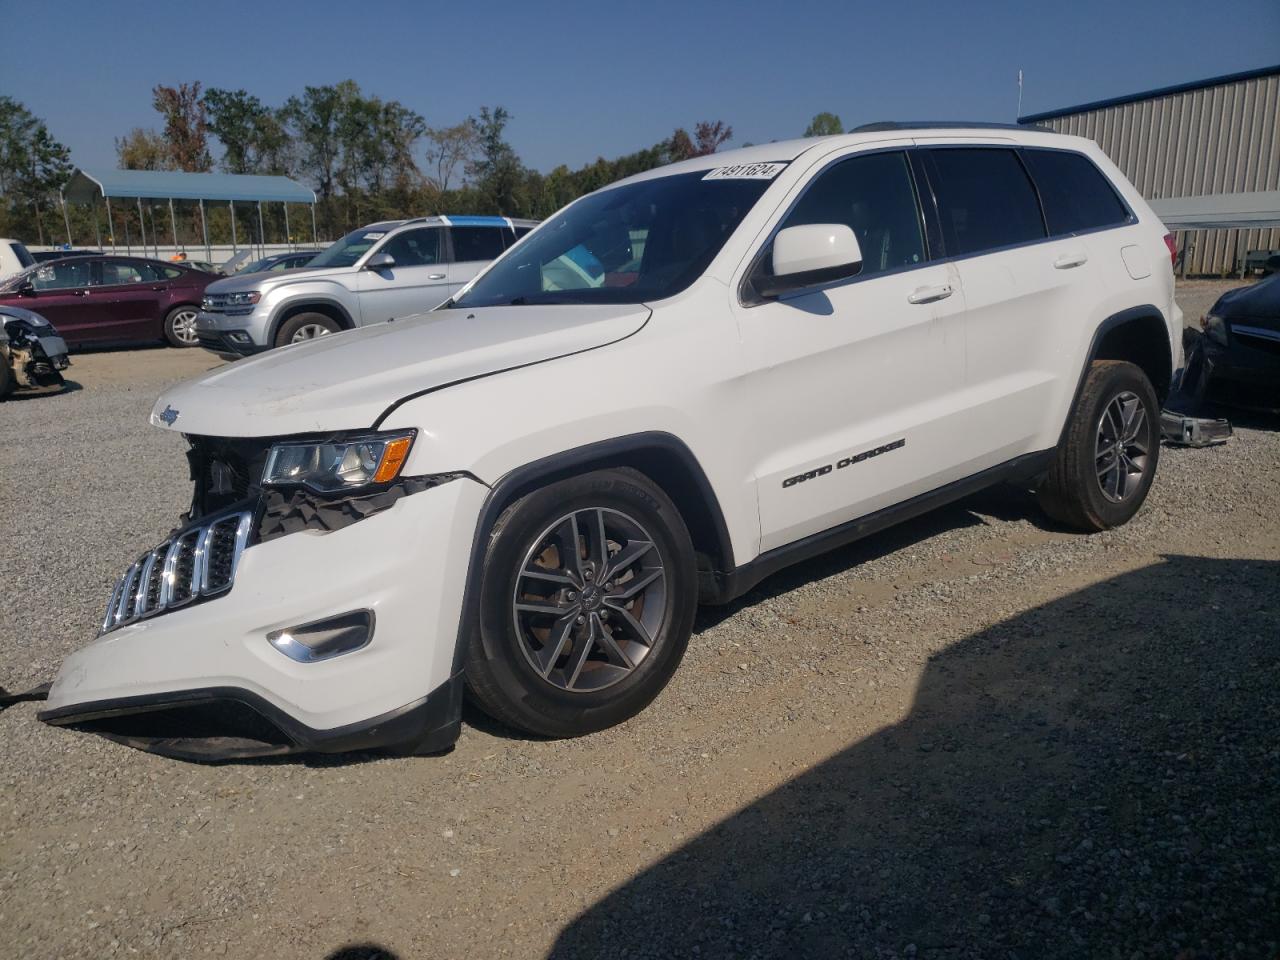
275;312;341;347
163;306;200;348
464;468;698;738
0;350;14;400
1037;359;1160;531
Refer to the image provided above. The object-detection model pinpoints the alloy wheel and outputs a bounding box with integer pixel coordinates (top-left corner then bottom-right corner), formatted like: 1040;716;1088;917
291;323;333;342
171;309;199;345
1095;390;1150;503
512;507;667;692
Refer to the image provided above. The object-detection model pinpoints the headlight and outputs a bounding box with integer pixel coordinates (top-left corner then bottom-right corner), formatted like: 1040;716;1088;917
204;291;262;310
1201;313;1229;346
262;431;415;492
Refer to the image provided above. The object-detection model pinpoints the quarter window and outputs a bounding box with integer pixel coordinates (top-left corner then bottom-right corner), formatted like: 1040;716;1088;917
771;151;927;278
379;228;441;267
451;226;507;262
926;148;1046;256
1021;148;1130;235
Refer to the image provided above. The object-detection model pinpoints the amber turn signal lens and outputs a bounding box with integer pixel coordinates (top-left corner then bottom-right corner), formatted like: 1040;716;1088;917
373;436;413;483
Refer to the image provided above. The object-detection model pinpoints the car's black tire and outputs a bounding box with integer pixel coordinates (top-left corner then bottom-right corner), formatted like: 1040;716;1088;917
1037;359;1161;532
274;312;342;347
163;305;201;348
464;467;698;738
0;351;14;400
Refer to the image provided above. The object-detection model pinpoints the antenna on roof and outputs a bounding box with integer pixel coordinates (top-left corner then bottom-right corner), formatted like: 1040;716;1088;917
1017;69;1025;118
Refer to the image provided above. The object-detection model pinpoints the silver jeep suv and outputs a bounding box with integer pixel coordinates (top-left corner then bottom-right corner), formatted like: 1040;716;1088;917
195;215;538;357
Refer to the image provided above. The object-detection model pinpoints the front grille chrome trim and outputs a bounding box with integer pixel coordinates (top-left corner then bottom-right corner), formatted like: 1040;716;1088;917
99;508;254;636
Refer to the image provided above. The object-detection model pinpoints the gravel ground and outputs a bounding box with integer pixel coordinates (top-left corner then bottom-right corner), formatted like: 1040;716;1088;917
1;293;1277;959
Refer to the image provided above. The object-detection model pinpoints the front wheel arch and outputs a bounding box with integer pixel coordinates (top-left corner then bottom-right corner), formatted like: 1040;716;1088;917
448;433;735;679
268;300;355;346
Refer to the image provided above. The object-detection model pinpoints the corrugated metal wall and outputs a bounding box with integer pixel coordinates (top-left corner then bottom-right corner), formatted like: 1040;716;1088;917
1039;71;1280;276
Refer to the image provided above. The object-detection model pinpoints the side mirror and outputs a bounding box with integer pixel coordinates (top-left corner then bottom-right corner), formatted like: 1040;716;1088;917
756;224;862;299
365;251;396;271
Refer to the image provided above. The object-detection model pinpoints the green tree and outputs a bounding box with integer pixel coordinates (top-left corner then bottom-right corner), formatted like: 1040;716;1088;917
0;97;73;243
804;112;843;136
424;122;479;194
115;128;171;170
467;106;523;214
152;82;211;171
205;88;289;175
281;82;352;235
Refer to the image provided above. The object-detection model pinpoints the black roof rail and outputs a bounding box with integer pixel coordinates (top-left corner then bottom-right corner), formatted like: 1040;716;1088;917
853;120;1050;133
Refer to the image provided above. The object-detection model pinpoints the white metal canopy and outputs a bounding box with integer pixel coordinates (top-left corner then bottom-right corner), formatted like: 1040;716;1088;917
1149;191;1280;230
60;168;318;261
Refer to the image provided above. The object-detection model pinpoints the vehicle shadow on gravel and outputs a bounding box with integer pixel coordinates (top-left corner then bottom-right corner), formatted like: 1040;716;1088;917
550;554;1280;959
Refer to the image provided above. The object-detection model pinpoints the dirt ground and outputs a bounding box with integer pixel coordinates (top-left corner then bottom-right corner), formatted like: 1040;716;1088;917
1;287;1277;958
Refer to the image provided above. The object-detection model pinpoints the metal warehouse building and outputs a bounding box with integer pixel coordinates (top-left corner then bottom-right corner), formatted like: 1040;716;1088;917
1019;64;1280;276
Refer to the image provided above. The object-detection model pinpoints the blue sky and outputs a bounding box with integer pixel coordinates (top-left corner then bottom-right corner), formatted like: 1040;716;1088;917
1;0;1276;175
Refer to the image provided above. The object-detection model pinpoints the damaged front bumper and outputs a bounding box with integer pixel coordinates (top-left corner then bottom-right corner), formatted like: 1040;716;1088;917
39;472;488;761
1182;327;1280;413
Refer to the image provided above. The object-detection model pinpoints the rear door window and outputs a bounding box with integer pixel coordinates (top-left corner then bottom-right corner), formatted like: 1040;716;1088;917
1021;148;1130;235
96;261;149;285
451;226;507;263
925;148;1046;257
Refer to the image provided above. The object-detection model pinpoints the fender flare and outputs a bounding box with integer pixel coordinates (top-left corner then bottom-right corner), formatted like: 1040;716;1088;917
1059;303;1172;443
448;431;735;675
267;297;357;344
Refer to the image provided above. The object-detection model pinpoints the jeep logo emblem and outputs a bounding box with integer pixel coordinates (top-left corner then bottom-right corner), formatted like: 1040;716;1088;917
157;404;180;426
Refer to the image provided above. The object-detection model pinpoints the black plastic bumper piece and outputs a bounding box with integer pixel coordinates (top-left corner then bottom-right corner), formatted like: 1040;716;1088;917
196;329;268;360
37;673;465;763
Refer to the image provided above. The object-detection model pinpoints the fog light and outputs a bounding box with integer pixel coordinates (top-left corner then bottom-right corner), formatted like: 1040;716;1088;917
228;331;253;344
267;610;374;663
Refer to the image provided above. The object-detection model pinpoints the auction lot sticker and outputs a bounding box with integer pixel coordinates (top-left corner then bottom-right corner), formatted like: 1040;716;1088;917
703;162;787;180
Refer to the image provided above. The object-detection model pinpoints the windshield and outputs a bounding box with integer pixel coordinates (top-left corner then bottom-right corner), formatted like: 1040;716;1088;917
451;170;774;307
307;226;394;269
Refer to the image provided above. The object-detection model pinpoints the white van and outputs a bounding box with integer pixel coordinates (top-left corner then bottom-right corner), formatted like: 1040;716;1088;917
0;239;36;282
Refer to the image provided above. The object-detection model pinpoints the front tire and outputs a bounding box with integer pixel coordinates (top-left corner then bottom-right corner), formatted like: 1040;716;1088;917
464;468;698;738
163;306;200;348
1038;359;1160;531
275;312;341;347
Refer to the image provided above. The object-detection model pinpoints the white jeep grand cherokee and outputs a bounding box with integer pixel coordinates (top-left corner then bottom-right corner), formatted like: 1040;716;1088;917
42;124;1180;760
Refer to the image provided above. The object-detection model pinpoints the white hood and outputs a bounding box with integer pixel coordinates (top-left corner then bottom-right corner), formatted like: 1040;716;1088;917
151;304;650;437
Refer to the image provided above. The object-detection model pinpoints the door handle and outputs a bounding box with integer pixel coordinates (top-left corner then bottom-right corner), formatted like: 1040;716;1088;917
1053;252;1088;270
150;285;166;291
427;273;446;280
907;283;953;305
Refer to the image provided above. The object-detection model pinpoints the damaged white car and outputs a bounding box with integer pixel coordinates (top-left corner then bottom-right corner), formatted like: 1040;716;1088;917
41;125;1180;760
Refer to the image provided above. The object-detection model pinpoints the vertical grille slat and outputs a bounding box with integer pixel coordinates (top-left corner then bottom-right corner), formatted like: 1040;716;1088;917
98;509;253;636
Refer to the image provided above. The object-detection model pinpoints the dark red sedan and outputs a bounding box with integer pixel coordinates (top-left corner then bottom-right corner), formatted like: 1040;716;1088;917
0;256;218;348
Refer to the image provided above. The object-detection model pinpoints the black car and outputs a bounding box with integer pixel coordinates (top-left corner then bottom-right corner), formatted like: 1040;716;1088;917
30;249;103;263
235;250;320;275
1183;272;1280;412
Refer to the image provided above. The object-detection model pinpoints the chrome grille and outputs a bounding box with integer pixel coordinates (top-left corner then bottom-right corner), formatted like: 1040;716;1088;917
101;510;253;635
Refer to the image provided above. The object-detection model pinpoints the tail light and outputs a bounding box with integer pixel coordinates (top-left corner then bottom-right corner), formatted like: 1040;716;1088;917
1163;233;1177;269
